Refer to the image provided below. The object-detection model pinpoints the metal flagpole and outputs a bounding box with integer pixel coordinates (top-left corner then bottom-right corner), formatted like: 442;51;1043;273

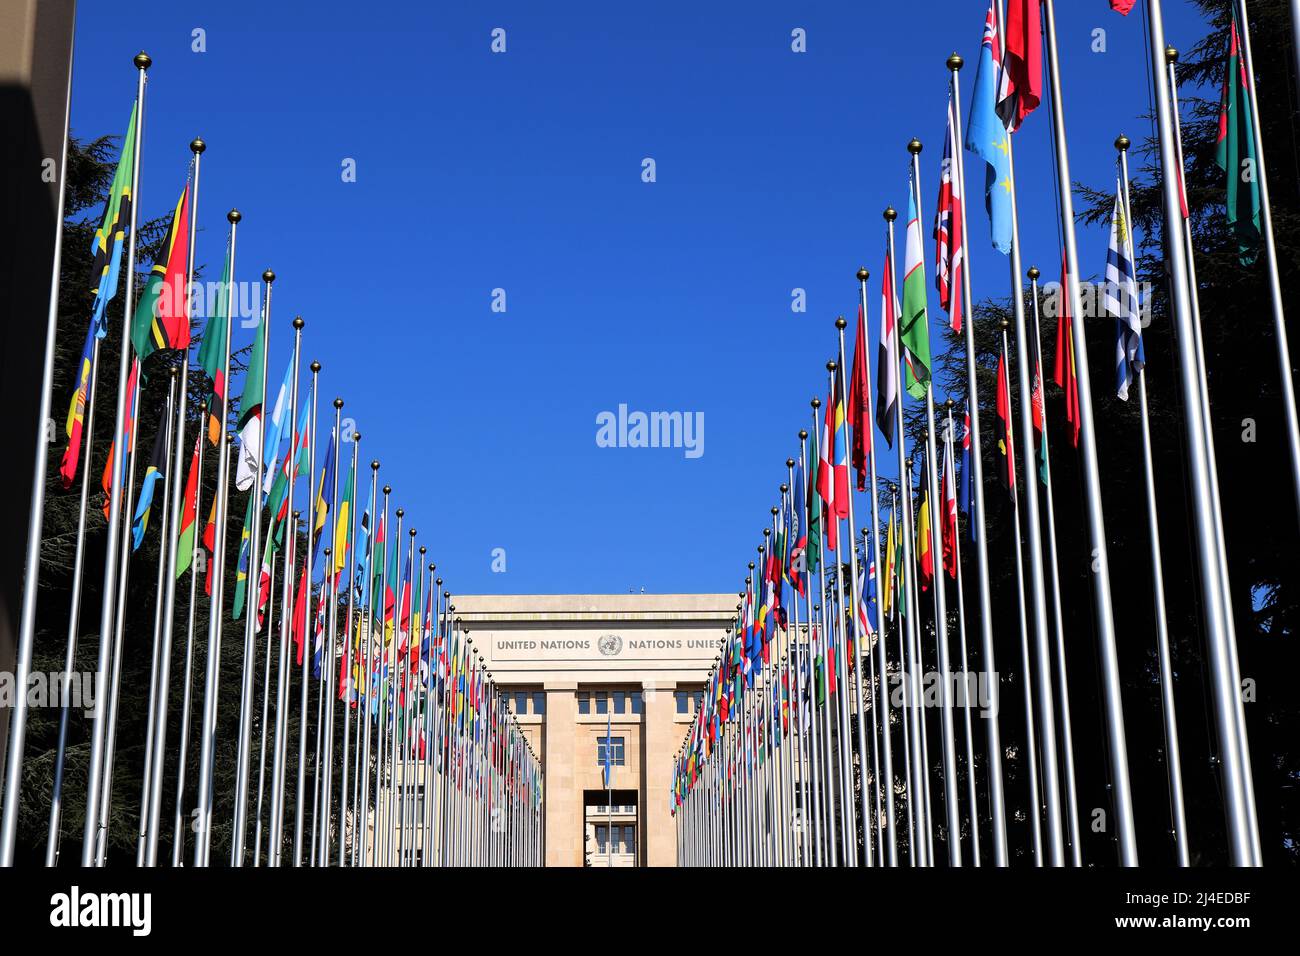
889;485;916;866
81;52;150;867
338;432;361;865
1144;0;1256;864
809;401;841;866
310;549;329;865
386;511;407;865
356;465;381;864
1116;134;1189;866
908;142;961;867
1000;319;1043;866
319;411;344;866
268;315;304;867
193;208;241;866
1039;0;1135;865
1027;266;1082;866
855;270;898;866
231;268;276;863
1;21;75;867
946;52;1008;865
293;360;321;864
944;400;981;866
1164;42;1260;863
252;556;277;866
795;439;826;867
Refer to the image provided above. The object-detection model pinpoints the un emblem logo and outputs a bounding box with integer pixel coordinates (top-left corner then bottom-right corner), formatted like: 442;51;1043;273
598;634;623;656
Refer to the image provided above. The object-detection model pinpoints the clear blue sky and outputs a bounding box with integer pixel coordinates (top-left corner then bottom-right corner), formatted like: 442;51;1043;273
69;1;1211;596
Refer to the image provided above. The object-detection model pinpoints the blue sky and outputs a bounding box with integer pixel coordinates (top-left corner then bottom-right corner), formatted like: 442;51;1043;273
70;1;1211;596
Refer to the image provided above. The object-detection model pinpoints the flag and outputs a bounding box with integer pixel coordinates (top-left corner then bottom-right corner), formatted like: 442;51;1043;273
900;172;932;400
89;104;138;338
232;492;256;619
292;564;308;666
175;436;201;578
999;0;1042;132
878;240;900;447
882;508;897;620
1106;181;1145;401
1216;9;1261;265
130;182;191;364
935;92;965;330
101;359;139;521
1031;321;1048;485
790;459;809;590
847;302;873;490
996;342;1016;500
959;407;975;543
816;389;841;552
260;358;295;496
59;323;96;488
130;418;168;550
1052;254;1081;448
603;712;612;789
197;241;232;445
334;460;354;583
916;455;933;590
234;300;268;491
1110;0;1136;13
311;430;337;566
965;3;1013;254
941;426;958;579
858;556;877;639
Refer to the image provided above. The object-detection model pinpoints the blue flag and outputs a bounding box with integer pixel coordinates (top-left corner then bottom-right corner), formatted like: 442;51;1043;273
959;406;975;543
603;712;612;789
964;3;1013;254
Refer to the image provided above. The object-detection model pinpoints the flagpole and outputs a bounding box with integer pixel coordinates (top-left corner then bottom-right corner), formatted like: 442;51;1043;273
1027;266;1082;867
320;406;345;865
888;485;916;867
292;360;321;865
1001;319;1043;866
385;510;407;865
268;315;304;867
338;431;361;865
192;208;241;866
791;448;823;867
1233;0;1300;525
81;52;150;867
135;367;179;865
373;487;393;865
357;465;382;865
1144;2;1257;865
903;453;934;866
231;268;276;863
252;554;277;866
944;399;981;867
947;53;1008;865
783;460;810;867
1164;43;1260;863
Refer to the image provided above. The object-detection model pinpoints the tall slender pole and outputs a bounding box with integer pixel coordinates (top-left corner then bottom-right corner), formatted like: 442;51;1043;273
337;431;361;865
252;555;277;866
80;52;150;867
293;360;321;864
947;52;1008;865
193;208;241;866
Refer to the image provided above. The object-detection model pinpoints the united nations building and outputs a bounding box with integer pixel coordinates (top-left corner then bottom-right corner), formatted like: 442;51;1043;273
454;594;735;867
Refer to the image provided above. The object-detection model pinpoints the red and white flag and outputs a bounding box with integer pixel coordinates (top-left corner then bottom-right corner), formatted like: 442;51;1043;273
935;92;965;332
876;242;900;448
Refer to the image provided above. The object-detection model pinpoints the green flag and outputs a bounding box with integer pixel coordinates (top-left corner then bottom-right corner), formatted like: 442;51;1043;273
232;492;256;619
1215;12;1261;266
900;172;932;399
806;432;821;576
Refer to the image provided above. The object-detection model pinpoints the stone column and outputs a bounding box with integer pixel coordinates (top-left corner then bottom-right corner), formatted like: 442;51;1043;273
642;679;678;867
543;681;578;867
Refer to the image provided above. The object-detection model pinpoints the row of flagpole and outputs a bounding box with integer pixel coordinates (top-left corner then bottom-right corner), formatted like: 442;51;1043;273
671;0;1292;867
0;49;543;867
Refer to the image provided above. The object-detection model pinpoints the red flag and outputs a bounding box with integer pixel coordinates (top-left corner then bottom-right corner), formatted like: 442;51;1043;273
1052;254;1081;448
292;564;308;665
996;345;1016;498
100;360;140;521
202;495;217;596
817;389;839;552
934;94;964;330
1109;0;1136;14
1001;0;1043;131
941;433;959;579
847;303;873;490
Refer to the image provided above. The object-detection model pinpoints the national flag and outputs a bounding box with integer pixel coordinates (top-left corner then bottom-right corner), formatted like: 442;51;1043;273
292;564;309;666
175;436;201;578
882;508;897;621
959;407;975;542
232;492;256;619
101;359;140;521
935;92;965;330
789;459;809;591
999;0;1042;132
130;418;168;550
1106;180;1145;401
234;300;268;491
878;239;901;447
130;182;191;365
1216;9;1261;265
941;425;958;579
847;302;873;490
196;241;233;445
900;172;932;400
1031;318;1048;486
806;427;822;575
334;461;354;583
260;358;295;497
916;455;933;590
311;430;337;566
89;104;138;338
858;555;877;639
1110;0;1136;13
996;341;1016;500
59;323;96;488
816;389;842;552
965;3;1013;253
1052;254;1081;448
312;579;329;678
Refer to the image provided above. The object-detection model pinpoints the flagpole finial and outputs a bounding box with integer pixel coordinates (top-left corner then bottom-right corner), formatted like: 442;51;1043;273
263;269;276;284
419;546;426;555
856;267;869;282
947;52;963;71
323;548;331;558
826;361;837;373
1165;45;1178;64
785;458;794;468
905;457;912;470
436;578;442;586
781;481;789;491
134;51;152;71
190;137;205;154
395;508;404;518
409;528;417;538
383;485;391;495
170;364;178;379
835;316;847;331
1115;134;1131;153
884;206;897;222
333;397;343;409
999;317;1010;331
888;483;897;494
799;430;807;440
293;316;304;330
310;361;321;373
944;397;954;411
1027;266;1040;281
353;431;361;441
907;138;922;155
370;459;379;470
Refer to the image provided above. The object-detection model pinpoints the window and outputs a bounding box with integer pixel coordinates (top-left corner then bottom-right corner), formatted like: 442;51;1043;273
674;691;690;714
577;692;591;715
621;825;636;854
613;691;625;714
595;691;609;715
595;825;607;853
532;692;546;715
593;824;635;856
596;736;625;766
513;692;528;715
630;691;643;715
